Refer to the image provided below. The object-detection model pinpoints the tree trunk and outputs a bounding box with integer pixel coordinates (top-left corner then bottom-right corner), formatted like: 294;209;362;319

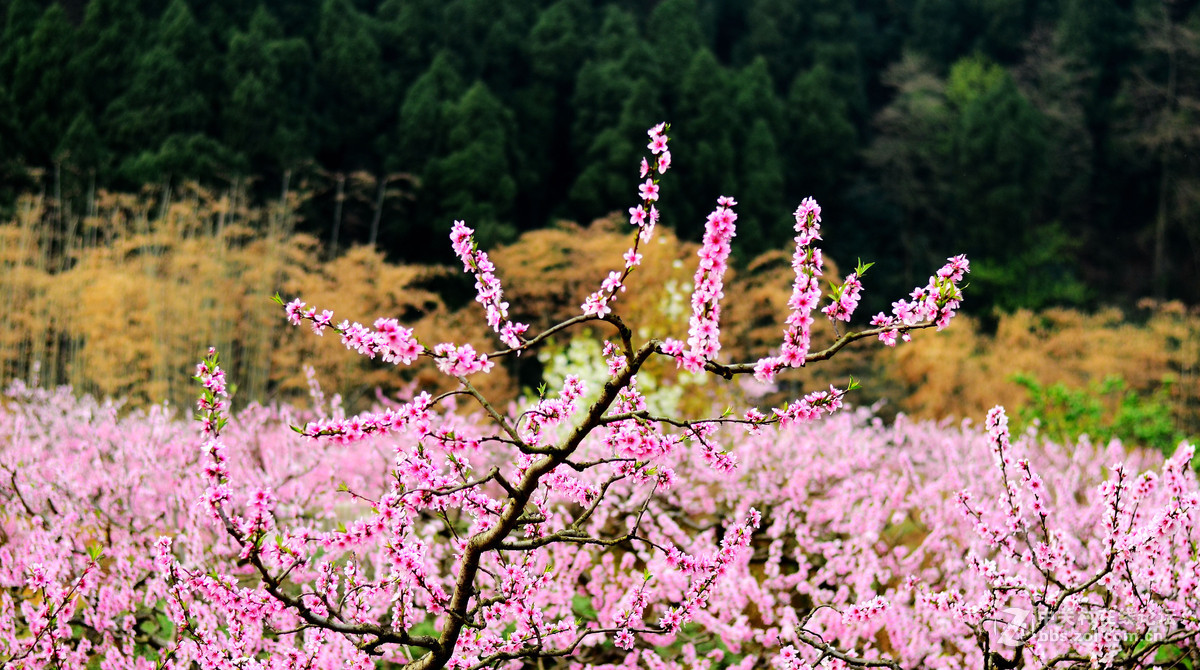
331;172;345;257
280;169;291;204
369;174;387;248
1153;7;1177;299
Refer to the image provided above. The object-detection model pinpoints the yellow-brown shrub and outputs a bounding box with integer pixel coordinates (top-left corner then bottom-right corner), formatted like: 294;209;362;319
2;188;1196;438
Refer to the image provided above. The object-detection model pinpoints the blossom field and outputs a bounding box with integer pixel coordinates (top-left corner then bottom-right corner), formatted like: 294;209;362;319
2;123;1198;670
2;378;1197;669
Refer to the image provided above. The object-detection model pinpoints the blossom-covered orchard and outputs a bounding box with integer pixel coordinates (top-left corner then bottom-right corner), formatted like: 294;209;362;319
3;381;1198;669
1;123;1197;670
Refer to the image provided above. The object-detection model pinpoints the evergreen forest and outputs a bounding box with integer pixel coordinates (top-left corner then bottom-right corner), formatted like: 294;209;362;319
2;0;1199;314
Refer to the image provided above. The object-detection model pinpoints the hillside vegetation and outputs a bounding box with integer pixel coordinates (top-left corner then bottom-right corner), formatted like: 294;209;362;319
2;188;1195;451
2;0;1199;311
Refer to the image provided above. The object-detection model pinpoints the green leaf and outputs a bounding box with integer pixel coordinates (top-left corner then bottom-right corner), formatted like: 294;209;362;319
571;594;598;619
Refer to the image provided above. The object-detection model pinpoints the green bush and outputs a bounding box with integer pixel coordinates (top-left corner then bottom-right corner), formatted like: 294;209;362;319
1013;372;1193;460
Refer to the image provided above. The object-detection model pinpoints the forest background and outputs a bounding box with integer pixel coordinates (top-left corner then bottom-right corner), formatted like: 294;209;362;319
0;0;1198;449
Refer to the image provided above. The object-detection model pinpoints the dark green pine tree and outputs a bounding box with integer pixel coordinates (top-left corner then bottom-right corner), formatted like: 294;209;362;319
107;0;238;184
1015;31;1095;233
783;65;858;211
570;4;651;153
948;59;1048;241
520;0;594;225
567;77;664;223
382;51;466;254
735;0;805;89
0;77;24;201
646;0;704;113
527;0;591;90
1056;0;1138;260
1057;0;1137;102
729;57;785;257
735;119;785;259
393;51;465;176
732;57;784;137
312;0;389;171
571;63;636;162
0;0;41;85
976;0;1033;62
737;0;865;112
222;6;312;173
0;0;41;190
667;48;737;240
10;4;86;168
262;0;324;44
909;0;970;68
377;0;445;86
440;0;516;82
950;65;1059;309
477;3;537;102
56;112;111;179
70;0;146;130
862;54;956;291
565;6;665;223
424;83;520;250
807;0;869;120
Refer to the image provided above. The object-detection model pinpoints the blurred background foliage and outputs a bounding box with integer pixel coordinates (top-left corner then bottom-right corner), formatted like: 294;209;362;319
2;0;1200;310
1;0;1198;451
0;188;1195;454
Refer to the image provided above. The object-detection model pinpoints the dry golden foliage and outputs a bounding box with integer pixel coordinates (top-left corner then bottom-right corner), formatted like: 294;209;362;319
2;188;1196;435
492;215;719;412
492;216;866;412
882;304;1200;434
491;214;699;334
0;186;503;410
493;215;848;362
718;250;870;400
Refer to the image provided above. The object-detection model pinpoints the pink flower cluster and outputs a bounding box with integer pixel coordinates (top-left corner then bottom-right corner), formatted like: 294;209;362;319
431;341;494;377
658;508;761;634
284;298;424;364
755;198;825;382
195;349;233;520
745;207;968;379
285;298;333;334
450;220;529;348
298;391;435;443
582;123;671;318
870;254;970;346
2;379;1197;669
663;196;738;372
771;384;847;428
822;269;864;322
281;298;500;377
841;595;891;624
520;375;587;449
